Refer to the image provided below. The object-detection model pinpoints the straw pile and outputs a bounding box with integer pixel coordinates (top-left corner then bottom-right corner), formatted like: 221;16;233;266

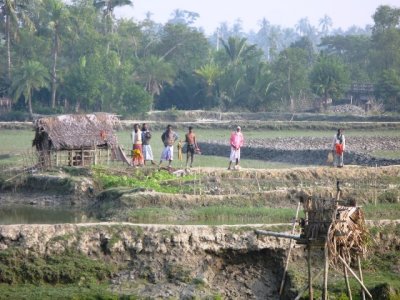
327;206;368;267
301;196;368;267
33;113;119;151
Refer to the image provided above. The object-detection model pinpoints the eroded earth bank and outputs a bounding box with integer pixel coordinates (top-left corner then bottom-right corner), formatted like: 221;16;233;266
1;221;399;299
0;165;400;299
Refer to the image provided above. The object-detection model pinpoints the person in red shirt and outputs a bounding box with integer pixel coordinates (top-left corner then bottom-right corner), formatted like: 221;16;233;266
228;126;244;170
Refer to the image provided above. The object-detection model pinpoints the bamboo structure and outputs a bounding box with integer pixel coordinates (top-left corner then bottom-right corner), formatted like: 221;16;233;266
256;182;371;299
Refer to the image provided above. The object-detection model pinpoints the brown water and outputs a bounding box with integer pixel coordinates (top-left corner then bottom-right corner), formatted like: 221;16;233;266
0;205;94;225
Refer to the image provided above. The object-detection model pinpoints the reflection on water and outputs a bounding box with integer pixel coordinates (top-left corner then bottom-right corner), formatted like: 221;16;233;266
0;205;94;225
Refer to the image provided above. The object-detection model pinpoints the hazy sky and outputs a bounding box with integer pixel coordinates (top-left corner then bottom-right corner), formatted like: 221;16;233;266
115;0;399;34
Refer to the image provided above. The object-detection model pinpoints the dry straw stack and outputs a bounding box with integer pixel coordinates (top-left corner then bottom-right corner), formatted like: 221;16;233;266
327;206;368;267
302;195;368;268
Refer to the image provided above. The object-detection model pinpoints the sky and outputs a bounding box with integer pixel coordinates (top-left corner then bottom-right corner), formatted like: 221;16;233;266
114;0;400;34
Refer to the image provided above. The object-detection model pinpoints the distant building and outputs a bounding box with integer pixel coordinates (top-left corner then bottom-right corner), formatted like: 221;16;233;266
345;83;375;107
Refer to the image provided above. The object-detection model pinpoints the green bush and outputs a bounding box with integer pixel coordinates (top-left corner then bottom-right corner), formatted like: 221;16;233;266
378;190;400;203
0;248;115;285
0;111;30;121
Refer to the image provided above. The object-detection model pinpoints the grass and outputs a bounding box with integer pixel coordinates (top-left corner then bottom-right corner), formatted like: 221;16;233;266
0;130;34;152
0;128;399;169
126;206;303;225
0;284;138;300
363;203;400;220
116;128;400;146
372;150;400;159
0;248;116;285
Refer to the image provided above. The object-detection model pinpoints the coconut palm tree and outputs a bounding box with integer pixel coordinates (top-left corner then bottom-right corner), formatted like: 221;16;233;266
220;36;257;66
10;60;50;118
195;62;222;95
0;0;33;80
319;14;333;36
40;0;69;109
135;55;175;110
296;17;312;37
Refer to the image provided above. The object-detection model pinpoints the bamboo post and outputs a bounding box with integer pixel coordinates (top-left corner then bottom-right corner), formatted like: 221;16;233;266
93;144;97;165
307;244;313;300
323;242;329;300
338;256;372;299
199;169;202;196
255;171;261;192
357;256;366;300
193;171;196;195
374;164;377;206
343;261;353;300
279;201;301;297
294;269;324;300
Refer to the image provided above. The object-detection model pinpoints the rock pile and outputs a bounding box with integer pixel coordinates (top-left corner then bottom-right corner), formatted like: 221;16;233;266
327;104;366;115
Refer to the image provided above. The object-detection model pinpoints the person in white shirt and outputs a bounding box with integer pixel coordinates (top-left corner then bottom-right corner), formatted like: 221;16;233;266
332;128;345;167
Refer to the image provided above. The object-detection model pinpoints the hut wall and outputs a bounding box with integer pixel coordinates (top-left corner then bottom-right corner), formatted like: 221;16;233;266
40;148;113;167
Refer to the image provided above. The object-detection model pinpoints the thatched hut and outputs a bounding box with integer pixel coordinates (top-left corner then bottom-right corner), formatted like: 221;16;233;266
33;113;120;167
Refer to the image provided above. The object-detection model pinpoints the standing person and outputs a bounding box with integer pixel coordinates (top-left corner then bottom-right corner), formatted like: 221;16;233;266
228;126;244;170
141;123;155;165
131;123;144;166
185;126;198;169
332;128;345;168
159;124;179;168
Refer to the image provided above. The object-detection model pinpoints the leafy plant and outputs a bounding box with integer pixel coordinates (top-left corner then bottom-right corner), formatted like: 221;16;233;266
93;167;193;193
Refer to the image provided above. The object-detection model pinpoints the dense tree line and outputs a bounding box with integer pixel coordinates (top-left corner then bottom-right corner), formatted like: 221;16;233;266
0;1;399;118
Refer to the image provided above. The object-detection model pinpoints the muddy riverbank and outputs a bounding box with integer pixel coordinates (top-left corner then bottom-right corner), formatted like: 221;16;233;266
0;221;399;299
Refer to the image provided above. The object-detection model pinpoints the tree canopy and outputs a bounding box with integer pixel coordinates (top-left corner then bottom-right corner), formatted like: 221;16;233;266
0;1;399;116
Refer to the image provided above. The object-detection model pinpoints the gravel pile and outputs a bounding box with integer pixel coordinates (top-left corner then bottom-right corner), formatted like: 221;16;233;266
327;105;366;115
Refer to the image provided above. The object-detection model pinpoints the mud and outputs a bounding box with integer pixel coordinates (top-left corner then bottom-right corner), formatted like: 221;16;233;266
0;223;292;299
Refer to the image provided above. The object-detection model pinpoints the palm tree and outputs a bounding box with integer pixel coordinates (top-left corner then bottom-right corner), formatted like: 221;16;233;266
135;55;175;110
10;60;50;118
41;0;69;108
220;36;257;65
0;0;33;80
194;62;222;97
319;14;333;36
296;17;311;37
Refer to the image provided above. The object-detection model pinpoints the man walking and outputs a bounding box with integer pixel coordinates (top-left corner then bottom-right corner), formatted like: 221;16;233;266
228;126;244;170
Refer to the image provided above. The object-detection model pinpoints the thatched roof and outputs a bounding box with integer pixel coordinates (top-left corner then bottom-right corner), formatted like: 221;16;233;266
33;113;119;151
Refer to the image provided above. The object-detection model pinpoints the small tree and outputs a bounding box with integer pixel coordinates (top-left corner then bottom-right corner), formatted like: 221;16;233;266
375;68;400;112
310;55;349;104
